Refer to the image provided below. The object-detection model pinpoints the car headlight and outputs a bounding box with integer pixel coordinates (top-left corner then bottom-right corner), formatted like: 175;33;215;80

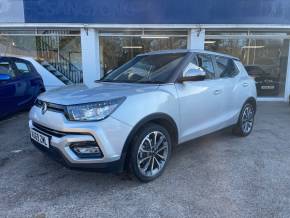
66;97;125;121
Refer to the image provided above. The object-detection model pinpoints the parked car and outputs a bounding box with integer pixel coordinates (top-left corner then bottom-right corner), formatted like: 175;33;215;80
29;50;257;182
245;65;280;96
0;57;45;119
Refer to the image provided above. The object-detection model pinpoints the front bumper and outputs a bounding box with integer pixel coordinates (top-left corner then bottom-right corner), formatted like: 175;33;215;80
29;106;132;172
31;138;124;172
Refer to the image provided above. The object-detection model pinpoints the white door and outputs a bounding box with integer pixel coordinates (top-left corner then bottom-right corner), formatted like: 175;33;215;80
213;56;246;126
176;53;225;143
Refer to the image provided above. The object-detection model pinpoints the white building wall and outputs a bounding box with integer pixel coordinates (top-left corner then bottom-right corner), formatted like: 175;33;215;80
81;28;101;87
285;43;290;102
187;29;205;50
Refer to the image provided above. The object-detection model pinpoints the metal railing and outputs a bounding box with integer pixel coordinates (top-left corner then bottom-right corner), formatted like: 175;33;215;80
52;53;83;83
36;35;83;84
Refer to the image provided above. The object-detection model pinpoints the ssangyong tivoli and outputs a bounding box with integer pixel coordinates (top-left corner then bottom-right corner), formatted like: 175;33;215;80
29;50;257;182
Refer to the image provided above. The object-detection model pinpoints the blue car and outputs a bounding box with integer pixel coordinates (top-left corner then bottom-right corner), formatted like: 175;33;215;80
0;57;45;119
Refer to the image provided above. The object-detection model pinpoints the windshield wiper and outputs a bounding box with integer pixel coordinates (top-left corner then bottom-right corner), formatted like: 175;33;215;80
137;80;164;84
99;79;126;83
98;79;164;84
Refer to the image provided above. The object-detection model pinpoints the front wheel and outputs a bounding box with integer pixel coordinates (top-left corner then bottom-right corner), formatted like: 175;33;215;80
129;124;172;182
233;102;255;137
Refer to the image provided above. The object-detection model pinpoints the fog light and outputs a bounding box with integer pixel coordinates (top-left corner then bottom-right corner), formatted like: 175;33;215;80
74;146;100;154
70;142;103;158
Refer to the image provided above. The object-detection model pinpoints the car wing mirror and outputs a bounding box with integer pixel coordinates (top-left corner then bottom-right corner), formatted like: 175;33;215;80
179;68;206;82
0;73;11;81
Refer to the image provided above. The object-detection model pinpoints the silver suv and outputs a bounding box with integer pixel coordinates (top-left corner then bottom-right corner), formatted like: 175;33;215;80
29;50;257;182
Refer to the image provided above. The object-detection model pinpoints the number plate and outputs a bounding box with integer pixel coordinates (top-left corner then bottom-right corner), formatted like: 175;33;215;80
261;85;275;90
30;129;50;148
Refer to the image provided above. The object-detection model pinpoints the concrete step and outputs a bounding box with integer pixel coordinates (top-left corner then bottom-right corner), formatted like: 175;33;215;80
38;59;74;85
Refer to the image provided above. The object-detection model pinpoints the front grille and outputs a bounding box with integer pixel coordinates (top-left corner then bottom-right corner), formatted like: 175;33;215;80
32;122;66;137
32;122;90;138
35;99;66;113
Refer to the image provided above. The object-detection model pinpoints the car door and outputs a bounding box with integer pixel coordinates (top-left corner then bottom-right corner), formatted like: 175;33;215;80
0;58;18;116
175;53;225;143
12;58;40;108
212;55;241;126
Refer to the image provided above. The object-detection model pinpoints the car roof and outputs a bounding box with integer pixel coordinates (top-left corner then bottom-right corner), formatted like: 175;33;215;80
0;56;27;61
138;49;240;61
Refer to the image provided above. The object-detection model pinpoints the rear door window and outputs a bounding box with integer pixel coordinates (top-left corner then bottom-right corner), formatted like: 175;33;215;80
215;56;239;78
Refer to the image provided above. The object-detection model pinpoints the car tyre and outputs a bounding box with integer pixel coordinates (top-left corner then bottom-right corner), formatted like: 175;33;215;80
233;102;255;137
129;123;172;182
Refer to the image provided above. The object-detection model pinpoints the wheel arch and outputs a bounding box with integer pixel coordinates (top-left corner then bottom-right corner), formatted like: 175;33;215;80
119;113;179;171
245;97;257;113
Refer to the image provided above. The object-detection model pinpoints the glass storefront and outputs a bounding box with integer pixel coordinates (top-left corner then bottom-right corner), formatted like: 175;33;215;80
0;30;82;83
205;31;289;98
99;30;187;75
1;28;289;99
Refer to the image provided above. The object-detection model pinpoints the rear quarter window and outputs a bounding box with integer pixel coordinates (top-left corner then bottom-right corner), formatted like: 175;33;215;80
15;61;32;74
234;61;248;76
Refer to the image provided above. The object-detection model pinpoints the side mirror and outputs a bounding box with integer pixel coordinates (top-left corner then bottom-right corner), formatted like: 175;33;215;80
179;68;206;82
0;73;11;81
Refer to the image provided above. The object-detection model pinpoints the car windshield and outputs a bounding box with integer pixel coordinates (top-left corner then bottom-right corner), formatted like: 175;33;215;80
101;53;186;84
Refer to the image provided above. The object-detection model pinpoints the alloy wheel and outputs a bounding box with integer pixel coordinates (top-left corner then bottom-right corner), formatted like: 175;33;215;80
241;104;254;134
137;131;169;177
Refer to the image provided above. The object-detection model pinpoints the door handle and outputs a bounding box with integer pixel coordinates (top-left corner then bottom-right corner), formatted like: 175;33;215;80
214;89;222;95
243;82;249;87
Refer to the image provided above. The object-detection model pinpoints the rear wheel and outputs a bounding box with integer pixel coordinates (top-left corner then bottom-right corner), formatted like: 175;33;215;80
129;123;172;182
233;102;255;137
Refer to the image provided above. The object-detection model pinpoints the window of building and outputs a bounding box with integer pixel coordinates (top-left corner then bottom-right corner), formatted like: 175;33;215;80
99;31;187;75
0;29;82;83
205;31;289;97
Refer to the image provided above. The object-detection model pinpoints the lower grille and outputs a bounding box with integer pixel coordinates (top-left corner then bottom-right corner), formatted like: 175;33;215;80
32;122;66;137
